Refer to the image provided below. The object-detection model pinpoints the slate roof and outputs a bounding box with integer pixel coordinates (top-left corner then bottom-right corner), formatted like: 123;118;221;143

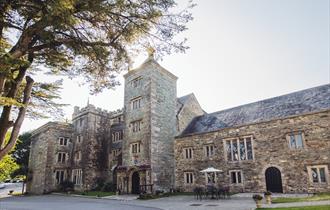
176;93;195;115
180;84;330;136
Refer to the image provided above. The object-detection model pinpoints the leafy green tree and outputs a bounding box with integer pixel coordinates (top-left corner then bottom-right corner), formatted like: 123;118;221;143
0;132;19;181
0;0;194;160
0;154;19;181
11;132;32;178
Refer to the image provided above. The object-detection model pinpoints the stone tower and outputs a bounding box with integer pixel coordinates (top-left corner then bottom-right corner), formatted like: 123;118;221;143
118;53;178;193
71;104;111;190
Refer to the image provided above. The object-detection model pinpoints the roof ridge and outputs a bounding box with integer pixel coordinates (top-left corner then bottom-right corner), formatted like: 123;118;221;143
206;83;330;116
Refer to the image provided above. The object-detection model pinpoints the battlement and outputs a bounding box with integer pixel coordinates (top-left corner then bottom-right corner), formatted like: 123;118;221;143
72;104;123;121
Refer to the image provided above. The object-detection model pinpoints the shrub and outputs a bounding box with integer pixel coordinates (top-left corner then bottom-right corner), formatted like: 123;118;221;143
101;182;116;192
93;178;105;191
155;190;164;195
59;180;74;192
139;193;154;200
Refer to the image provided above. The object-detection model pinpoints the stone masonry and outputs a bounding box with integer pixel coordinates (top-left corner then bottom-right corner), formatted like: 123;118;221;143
175;110;330;193
27;53;330;194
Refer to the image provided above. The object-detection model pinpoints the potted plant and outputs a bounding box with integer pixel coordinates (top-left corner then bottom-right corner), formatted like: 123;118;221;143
264;191;272;204
252;194;263;208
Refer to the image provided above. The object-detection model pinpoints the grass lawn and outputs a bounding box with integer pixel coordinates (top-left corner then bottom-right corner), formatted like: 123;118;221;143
272;193;330;203
71;191;115;197
257;205;330;210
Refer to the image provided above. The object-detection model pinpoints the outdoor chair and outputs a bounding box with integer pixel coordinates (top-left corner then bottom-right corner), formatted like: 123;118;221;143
193;187;203;200
218;186;230;199
205;185;217;199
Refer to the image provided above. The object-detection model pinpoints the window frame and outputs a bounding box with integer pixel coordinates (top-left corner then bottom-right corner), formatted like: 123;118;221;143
131;120;141;133
59;137;69;146
183;147;193;159
131;97;142;110
307;165;329;184
57;152;67;163
131;142;141;154
286;131;305;150
112;149;121;157
223;136;254;162
112;131;123;142
229;170;243;185
204;144;215;158
184;172;194;185
55;170;66;184
72;169;83;185
131;76;142;88
76;135;83;144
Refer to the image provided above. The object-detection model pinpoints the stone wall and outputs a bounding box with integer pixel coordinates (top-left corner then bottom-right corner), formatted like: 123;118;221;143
120;57;178;192
174;110;330;193
149;63;177;191
71;104;112;190
27;122;73;194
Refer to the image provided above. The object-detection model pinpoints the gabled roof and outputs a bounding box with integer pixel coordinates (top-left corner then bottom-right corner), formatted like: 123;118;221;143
180;84;330;136
176;93;206;116
177;93;194;105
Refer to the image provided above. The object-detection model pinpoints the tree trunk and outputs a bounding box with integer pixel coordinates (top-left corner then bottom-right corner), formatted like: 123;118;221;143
0;65;29;148
0;73;5;95
0;76;34;160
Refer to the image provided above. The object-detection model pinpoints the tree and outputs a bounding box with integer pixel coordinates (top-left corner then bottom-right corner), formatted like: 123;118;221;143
0;0;195;160
0;132;19;181
11;132;32;178
0;154;19;181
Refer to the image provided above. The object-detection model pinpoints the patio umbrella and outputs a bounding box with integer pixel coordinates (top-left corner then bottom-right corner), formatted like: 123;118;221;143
200;167;223;173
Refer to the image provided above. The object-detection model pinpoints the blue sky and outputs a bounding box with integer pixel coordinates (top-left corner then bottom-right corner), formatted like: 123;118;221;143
22;0;330;132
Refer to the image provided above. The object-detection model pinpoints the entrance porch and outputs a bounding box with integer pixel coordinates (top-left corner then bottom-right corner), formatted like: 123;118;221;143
116;165;153;194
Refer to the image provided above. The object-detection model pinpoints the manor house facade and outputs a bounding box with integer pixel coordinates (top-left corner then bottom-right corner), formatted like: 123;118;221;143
27;54;330;194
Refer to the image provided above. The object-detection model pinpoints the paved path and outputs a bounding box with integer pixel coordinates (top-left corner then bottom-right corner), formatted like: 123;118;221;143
133;195;256;210
0;194;256;210
0;194;329;210
263;200;330;208
0;183;24;198
0;195;160;210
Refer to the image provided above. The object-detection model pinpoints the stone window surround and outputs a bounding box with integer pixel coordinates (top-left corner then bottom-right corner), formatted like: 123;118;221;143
131;96;142;110
54;170;66;185
76;135;83;143
203;144;215;158
131;76;142;88
286;130;305;150
72;169;83;185
130;120;142;133
183;147;193;159
307;165;329;184
112;131;123;142
58;137;69;146
57;152;67;163
131;142;141;154
112;149;121;157
223;135;255;162
184;171;194;185
74;151;81;162
229;170;243;185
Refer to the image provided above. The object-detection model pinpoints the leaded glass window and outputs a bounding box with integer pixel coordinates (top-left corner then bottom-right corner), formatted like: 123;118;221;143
312;168;318;183
309;166;328;184
230;170;243;184
288;132;304;149
225;137;254;161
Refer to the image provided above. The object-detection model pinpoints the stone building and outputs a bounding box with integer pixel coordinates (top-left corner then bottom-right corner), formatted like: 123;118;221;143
27;53;330;194
175;84;330;193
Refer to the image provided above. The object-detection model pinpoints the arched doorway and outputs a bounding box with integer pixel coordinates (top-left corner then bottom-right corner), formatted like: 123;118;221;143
131;171;140;194
265;167;283;193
